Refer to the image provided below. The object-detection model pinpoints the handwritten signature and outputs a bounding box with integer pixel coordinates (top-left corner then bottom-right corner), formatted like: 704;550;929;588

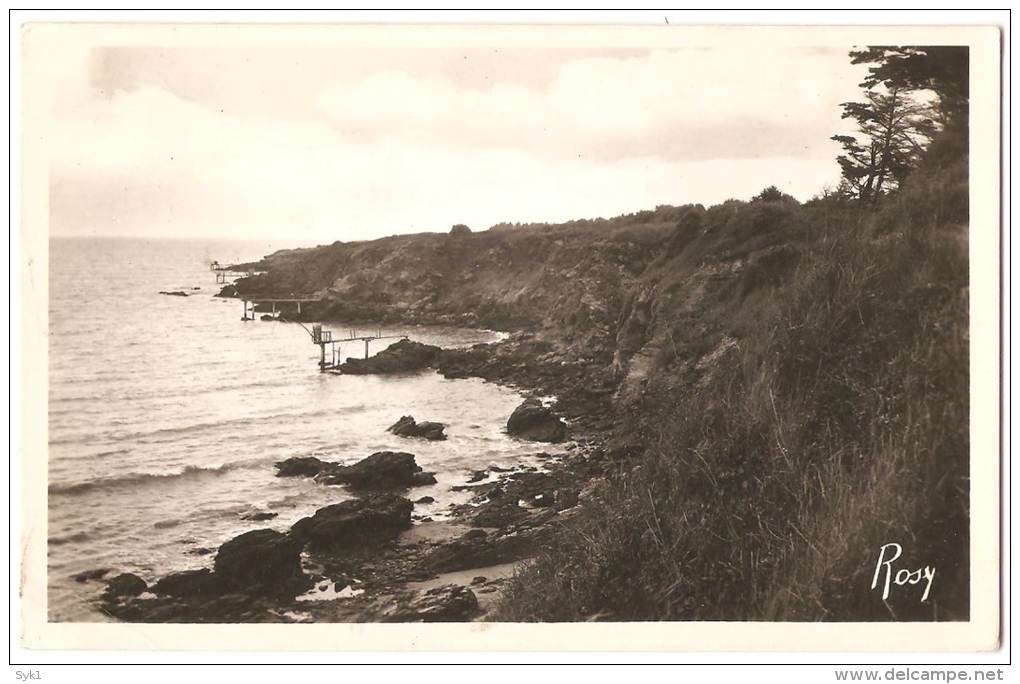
871;542;935;602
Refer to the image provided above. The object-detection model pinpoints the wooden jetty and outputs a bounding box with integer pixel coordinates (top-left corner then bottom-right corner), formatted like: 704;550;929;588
239;294;321;321
210;260;263;285
311;324;407;372
231;290;406;372
214;257;408;372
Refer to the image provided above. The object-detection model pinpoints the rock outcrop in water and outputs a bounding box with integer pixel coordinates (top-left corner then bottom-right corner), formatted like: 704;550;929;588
338;339;441;375
318;451;437;489
100;414;610;623
240;511;278;522
103;572;147;600
290;493;413;551
213;529;305;588
152;569;224;598
73;568;110;583
102;527;313;622
275;452;437;489
275;456;332;478
387;415;447;441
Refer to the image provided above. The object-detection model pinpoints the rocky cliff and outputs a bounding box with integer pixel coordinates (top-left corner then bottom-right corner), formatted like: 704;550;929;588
230;219;682;365
228;203;809;399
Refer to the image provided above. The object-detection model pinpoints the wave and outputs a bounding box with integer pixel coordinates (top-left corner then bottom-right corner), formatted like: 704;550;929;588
48;402;365;447
48;375;294;406
48;460;260;496
48;531;91;546
46;449;134;473
47;415;263;446
87;448;133;460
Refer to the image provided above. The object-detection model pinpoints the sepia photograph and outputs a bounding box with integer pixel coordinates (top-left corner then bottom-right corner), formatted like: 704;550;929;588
15;16;1002;655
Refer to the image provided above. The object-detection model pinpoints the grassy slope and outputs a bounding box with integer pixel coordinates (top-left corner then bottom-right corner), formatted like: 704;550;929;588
498;125;970;622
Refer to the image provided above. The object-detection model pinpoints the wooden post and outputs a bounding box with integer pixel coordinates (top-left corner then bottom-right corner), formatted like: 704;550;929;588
364;339;370;359
320;343;326;371
297;301;302;315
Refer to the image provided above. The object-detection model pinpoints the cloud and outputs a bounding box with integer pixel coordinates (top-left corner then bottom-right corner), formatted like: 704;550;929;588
48;47;860;241
314;48;864;162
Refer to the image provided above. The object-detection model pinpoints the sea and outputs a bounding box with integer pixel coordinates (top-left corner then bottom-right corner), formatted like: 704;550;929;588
46;237;553;622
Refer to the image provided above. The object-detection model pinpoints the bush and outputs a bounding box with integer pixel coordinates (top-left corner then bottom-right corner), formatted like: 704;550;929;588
752;185;791;203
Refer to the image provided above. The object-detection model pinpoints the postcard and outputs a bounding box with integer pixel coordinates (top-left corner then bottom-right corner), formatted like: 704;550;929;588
16;19;1002;655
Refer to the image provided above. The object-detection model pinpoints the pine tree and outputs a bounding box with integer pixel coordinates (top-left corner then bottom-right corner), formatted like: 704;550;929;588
849;46;969;125
831;87;935;201
831;46;968;201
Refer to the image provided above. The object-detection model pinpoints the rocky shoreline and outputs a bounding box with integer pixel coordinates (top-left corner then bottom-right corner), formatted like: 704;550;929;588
89;333;625;623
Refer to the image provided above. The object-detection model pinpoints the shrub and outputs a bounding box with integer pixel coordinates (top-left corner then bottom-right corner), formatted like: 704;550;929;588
751;185;792;203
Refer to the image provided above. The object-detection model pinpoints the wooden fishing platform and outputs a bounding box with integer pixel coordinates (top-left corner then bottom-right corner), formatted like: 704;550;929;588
213;260;404;373
311;324;407;372
236;294;405;372
209;260;264;285
239;295;322;321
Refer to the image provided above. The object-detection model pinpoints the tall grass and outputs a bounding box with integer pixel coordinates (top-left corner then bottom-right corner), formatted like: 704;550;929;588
498;127;969;622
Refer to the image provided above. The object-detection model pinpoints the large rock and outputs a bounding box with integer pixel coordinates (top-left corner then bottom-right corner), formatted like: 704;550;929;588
275;456;333;478
103;572;148;600
436;344;494;380
152;569;226;598
387;416;447;441
73;568;110;583
213;529;304;587
316;451;437;489
382;584;479;622
241;511;279;522
338;339;442;375
506;398;567;443
290;493;413;551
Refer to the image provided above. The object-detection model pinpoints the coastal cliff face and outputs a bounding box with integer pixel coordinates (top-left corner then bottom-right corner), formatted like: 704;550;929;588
230;201;809;386
229;125;970;622
231;218;678;364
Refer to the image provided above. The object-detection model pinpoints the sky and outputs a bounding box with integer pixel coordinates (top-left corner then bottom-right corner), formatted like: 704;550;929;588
40;28;872;245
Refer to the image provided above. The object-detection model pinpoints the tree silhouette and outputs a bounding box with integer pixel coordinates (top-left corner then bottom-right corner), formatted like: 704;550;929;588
831;87;935;201
751;186;792;203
